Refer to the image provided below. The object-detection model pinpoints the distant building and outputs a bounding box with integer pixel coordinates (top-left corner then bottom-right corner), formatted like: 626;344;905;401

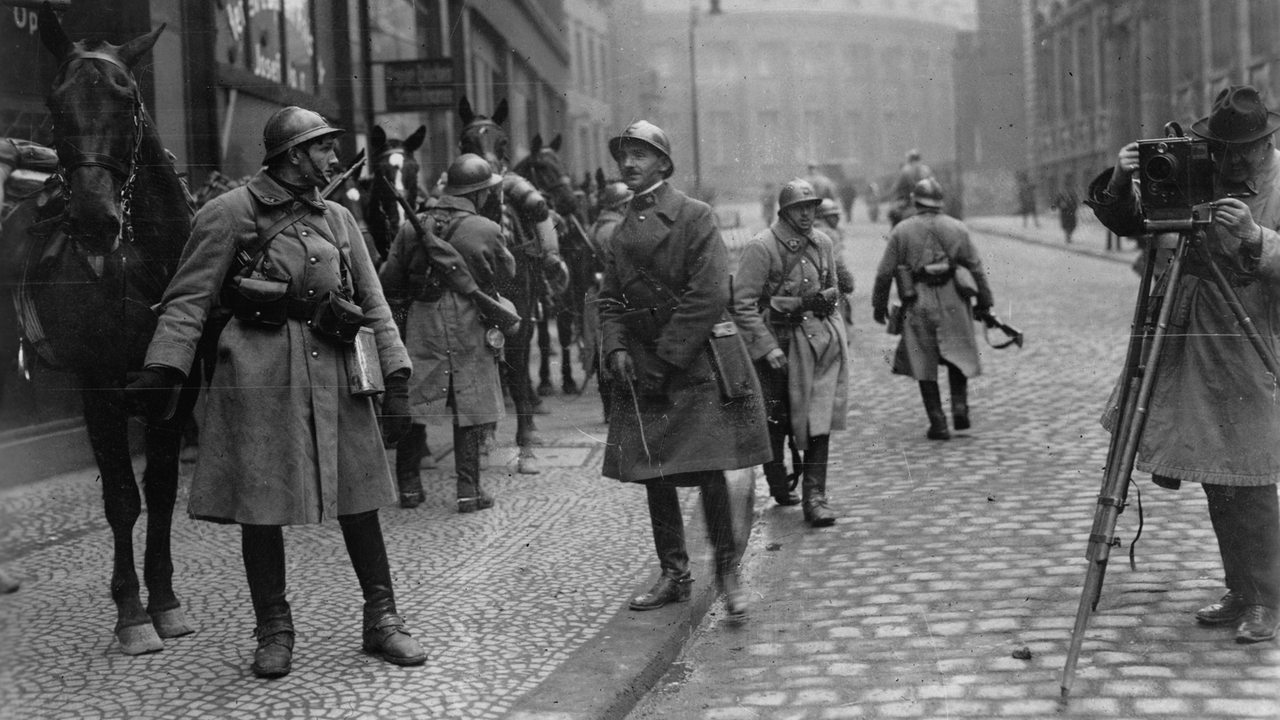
562;0;615;182
607;0;975;202
1028;0;1280;206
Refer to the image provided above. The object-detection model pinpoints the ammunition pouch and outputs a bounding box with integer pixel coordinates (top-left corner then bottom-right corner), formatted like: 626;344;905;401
915;261;953;286
225;277;291;327
309;291;365;345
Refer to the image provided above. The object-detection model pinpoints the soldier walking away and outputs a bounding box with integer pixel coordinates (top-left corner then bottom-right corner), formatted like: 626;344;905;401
805;160;839;202
872;178;994;440
866;180;881;223
125;106;427;677
1087;85;1280;643
887;148;933;226
732;179;849;527
382;154;515;514
600;120;770;617
582;180;632;423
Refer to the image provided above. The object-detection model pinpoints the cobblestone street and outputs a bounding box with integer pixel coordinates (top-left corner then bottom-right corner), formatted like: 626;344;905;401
626;210;1280;719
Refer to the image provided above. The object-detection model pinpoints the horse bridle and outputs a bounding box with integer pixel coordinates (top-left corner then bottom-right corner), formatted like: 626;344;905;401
52;50;147;245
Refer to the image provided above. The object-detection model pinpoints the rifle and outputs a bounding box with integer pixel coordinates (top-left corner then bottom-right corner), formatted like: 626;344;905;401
377;175;521;333
322;150;365;201
978;310;1023;349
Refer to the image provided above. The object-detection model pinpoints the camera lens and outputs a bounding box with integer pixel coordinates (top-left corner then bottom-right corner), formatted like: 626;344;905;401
1145;153;1178;182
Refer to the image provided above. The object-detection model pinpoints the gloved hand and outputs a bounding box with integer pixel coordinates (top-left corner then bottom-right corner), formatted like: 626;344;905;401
124;366;184;420
378;370;412;447
634;352;673;397
873;305;888;325
973;305;993;323
800;291;838;318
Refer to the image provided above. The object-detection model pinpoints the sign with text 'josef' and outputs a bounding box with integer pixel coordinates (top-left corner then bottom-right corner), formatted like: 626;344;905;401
383;59;455;112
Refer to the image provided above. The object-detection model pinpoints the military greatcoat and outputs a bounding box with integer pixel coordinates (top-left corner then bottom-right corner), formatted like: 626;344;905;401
146;171;408;525
599;182;770;483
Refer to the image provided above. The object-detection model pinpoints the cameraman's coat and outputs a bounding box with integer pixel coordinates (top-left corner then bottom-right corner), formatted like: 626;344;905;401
872;210;993;380
1089;154;1280;486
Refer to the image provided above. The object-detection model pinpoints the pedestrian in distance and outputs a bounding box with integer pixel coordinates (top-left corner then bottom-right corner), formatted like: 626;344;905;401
125;106;427;677
760;181;776;228
1087;84;1280;644
599;120;770;618
1052;186;1080;243
866;180;881;223
381;154;516;514
872;177;994;440
887;148;932;227
805;160;839;203
1016;170;1040;228
732;179;849;527
582;180;633;424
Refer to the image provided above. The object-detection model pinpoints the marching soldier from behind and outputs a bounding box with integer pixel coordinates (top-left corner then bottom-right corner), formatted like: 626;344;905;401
600;120;770;617
381;154;515;514
125;106;427;677
732;179;849;527
872;177;993;440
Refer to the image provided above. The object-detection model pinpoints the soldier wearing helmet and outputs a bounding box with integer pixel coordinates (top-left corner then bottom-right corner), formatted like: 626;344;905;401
130;105;427;677
731;178;850;528
813;197;856;338
887;148;934;226
381;153;515;516
600;120;769;618
872;177;994;440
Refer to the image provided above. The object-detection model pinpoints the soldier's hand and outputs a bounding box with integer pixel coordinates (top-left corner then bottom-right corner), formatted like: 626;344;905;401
873;306;888;325
765;347;787;370
634;353;673;396
124;366;184;420
378;370;413;447
609;349;635;383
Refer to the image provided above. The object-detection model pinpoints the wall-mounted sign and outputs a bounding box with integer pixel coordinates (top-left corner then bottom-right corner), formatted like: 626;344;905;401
383;58;455;112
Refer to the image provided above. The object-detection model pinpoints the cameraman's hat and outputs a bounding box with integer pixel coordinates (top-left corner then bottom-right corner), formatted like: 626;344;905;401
1191;85;1280;144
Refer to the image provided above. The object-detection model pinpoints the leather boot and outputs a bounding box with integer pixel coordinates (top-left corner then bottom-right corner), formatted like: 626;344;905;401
919;381;950;440
395;424;426;508
801;435;837;527
454;424;494;513
702;474;747;617
947;365;970;430
764;422;800;506
340;511;427;666
242;525;293;679
630;485;692;610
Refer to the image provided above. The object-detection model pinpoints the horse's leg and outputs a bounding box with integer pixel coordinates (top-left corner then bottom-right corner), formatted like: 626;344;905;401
140;390;194;638
536;315;554;396
557;302;578;395
82;388;164;655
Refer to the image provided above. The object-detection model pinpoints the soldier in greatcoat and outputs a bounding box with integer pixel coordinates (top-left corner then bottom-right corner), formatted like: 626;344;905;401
599;121;770;617
126;106;426;677
732;179;849;527
872;177;994;440
381;154;515;514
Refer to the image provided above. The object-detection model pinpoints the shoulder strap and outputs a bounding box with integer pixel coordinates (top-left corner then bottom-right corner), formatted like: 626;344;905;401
770;231;823;295
231;199;312;279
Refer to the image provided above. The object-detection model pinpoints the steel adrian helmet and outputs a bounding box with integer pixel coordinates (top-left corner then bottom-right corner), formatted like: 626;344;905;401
608;120;674;177
599;181;633;209
777;178;823;213
443;153;503;196
263;106;344;163
818;197;841;218
911;177;944;208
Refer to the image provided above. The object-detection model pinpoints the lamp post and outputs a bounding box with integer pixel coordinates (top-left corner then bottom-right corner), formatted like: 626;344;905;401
687;1;702;199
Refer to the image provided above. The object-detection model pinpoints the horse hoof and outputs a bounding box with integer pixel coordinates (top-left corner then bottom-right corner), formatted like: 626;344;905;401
150;607;195;638
517;456;541;475
537;381;555;397
562;379;579;395
117;623;165;655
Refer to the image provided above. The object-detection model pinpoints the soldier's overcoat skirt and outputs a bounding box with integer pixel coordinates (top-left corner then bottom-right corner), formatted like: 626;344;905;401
875;211;987;380
599;183;770;484
381;199;513;428
146;171;409;525
1089;152;1280;486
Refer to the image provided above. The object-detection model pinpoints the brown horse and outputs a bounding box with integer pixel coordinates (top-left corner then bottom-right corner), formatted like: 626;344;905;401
458;96;554;471
2;6;198;654
364;124;426;263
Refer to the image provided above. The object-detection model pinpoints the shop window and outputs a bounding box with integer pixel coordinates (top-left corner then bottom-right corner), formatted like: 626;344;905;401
216;0;325;94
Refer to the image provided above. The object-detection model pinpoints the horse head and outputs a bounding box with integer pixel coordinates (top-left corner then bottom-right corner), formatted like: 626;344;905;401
39;3;165;253
514;134;580;220
369;124;426;210
458;95;509;173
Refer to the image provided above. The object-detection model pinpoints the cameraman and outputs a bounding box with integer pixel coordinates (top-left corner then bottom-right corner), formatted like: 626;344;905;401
1087;85;1280;644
